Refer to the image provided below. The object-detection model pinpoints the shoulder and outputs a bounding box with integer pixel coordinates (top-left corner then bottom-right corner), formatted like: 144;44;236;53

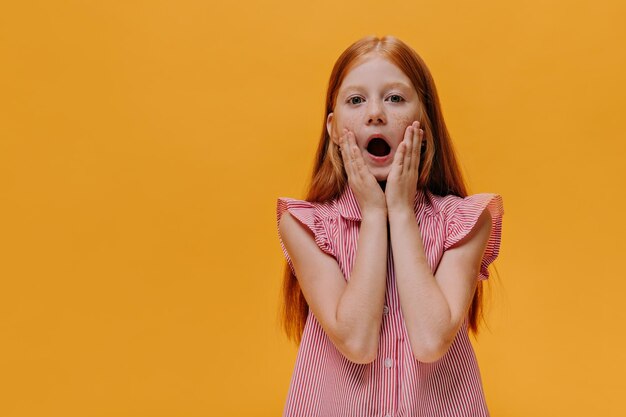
277;196;338;223
439;192;504;253
428;192;504;221
427;192;462;215
276;196;337;251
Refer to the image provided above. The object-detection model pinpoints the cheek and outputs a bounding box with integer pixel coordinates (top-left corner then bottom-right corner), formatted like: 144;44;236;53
391;113;415;131
339;115;360;132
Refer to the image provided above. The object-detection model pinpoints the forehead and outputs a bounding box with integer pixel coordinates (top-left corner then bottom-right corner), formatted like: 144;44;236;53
339;55;414;92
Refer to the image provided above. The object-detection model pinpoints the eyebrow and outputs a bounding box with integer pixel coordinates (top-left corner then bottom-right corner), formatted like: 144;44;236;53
341;81;413;93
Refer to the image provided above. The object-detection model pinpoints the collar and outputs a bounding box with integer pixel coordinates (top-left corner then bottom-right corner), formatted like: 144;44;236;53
336;183;429;221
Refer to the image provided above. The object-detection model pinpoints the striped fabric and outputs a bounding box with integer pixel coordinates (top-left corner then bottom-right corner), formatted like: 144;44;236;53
276;184;504;417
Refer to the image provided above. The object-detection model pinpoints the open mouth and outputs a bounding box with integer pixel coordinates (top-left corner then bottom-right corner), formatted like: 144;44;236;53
366;137;391;157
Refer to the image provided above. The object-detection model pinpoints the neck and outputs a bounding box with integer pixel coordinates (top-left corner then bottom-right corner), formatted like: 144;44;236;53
378;179;387;192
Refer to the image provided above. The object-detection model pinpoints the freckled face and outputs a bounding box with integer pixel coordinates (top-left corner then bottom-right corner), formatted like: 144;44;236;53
326;54;422;181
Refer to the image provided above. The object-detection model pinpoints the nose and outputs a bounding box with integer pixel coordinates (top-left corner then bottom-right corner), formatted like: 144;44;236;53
366;99;386;124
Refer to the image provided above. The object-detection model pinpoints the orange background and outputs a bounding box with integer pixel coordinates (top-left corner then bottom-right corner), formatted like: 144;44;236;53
1;1;625;416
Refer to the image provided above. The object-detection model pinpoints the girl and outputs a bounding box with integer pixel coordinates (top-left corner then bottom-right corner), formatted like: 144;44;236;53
276;35;504;417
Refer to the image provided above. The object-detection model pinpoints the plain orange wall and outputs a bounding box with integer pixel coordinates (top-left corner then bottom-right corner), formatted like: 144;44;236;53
1;1;625;416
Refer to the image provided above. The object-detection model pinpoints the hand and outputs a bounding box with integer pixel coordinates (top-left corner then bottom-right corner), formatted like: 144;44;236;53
338;128;387;217
385;121;424;216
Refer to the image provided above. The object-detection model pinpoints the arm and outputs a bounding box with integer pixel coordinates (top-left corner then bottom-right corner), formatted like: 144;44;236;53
279;208;388;364
388;207;492;363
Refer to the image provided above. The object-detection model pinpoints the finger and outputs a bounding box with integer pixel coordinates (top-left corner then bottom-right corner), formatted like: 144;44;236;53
411;122;420;172
338;129;346;161
347;131;360;181
390;141;405;178
349;132;366;167
339;130;352;176
402;125;413;175
416;127;424;170
348;132;365;179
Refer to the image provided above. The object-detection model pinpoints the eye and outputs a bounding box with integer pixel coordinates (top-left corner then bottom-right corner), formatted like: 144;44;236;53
346;94;404;105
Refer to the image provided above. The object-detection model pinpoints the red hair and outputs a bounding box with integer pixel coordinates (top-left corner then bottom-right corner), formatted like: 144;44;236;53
279;35;497;345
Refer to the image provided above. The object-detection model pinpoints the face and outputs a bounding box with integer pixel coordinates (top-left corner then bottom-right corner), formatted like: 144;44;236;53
327;54;422;181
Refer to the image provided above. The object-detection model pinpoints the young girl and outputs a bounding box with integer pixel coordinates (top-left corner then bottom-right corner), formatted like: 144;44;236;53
276;35;504;417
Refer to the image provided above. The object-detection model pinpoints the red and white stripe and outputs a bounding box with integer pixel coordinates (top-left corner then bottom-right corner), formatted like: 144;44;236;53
276;184;504;417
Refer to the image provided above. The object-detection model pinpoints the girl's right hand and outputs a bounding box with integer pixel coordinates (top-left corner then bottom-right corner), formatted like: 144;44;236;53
339;128;387;217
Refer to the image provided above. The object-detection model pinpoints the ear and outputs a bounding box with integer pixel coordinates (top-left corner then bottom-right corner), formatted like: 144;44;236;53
326;112;339;146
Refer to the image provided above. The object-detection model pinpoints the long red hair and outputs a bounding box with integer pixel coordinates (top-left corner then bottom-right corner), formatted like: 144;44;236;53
279;35;497;345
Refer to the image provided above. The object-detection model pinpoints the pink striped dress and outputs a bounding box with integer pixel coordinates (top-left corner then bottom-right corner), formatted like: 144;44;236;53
276;183;504;417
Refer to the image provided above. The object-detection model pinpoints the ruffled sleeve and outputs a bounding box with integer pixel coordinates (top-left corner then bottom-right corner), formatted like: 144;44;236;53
443;193;504;280
276;197;335;276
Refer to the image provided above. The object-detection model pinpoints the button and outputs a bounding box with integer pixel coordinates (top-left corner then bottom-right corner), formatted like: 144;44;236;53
384;414;392;417
384;358;393;368
383;305;389;315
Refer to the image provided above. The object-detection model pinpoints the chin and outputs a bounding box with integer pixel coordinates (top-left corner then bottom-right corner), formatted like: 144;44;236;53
371;168;391;182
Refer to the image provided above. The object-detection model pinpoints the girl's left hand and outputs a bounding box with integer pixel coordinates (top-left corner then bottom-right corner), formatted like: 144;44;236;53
385;121;423;215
